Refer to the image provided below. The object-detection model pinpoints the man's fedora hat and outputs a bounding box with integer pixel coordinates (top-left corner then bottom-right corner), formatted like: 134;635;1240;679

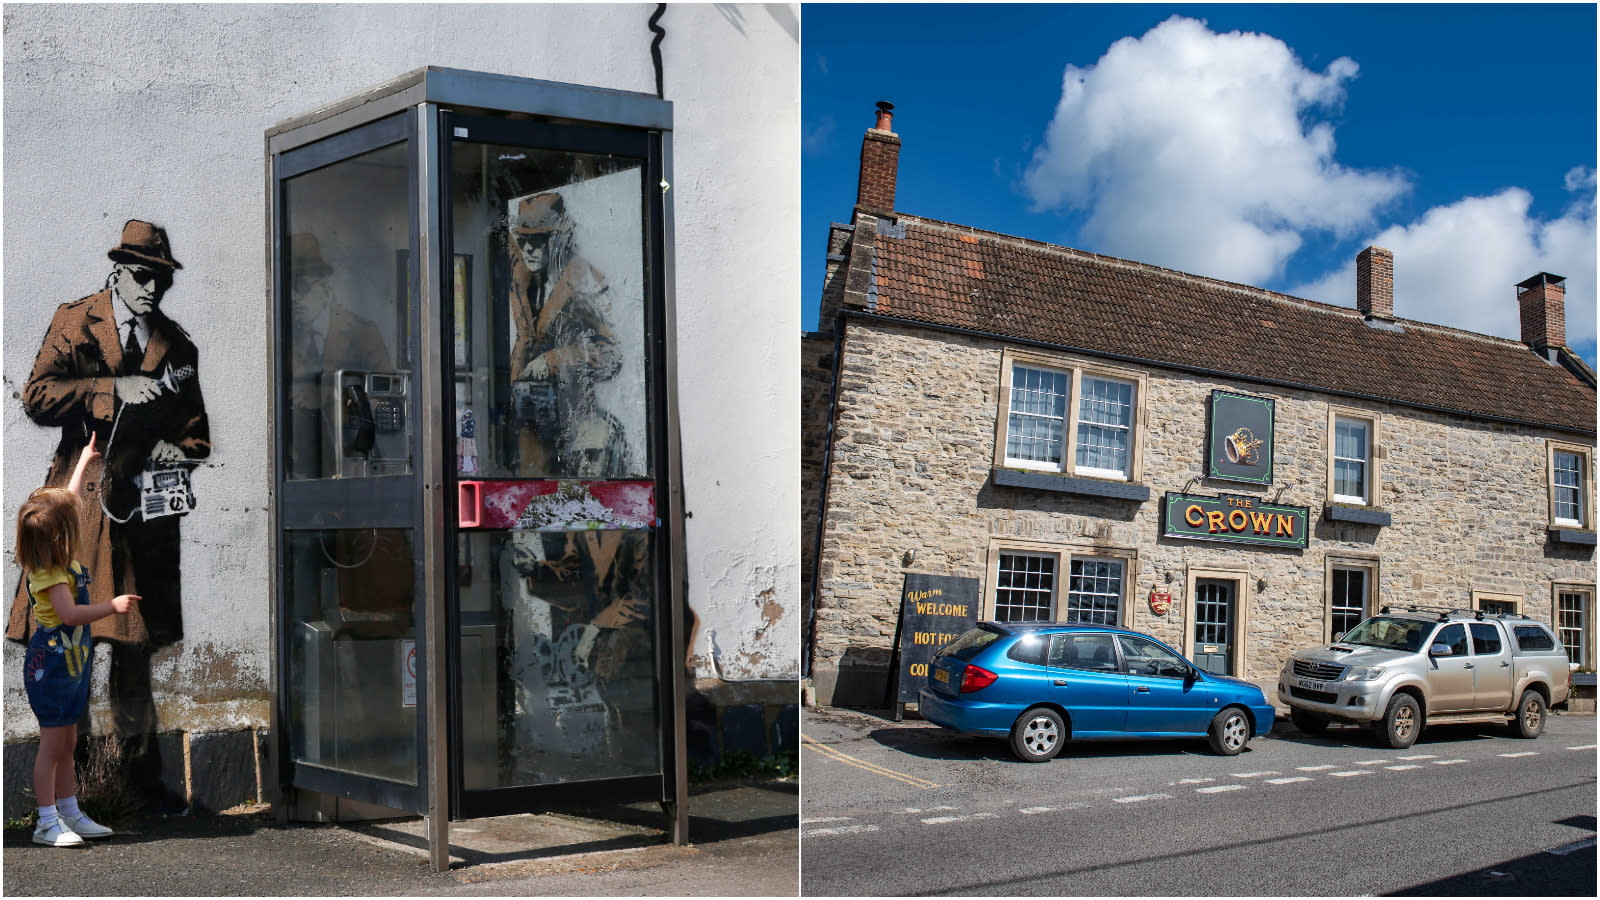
107;219;182;270
510;192;571;236
289;233;333;278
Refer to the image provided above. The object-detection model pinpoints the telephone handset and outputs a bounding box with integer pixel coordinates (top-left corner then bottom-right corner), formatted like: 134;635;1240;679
331;370;410;477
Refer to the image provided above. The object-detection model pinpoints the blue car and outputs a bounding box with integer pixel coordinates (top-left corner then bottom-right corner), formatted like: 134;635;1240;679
919;622;1277;762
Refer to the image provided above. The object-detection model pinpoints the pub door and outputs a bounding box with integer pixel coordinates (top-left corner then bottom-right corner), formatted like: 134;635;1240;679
1193;579;1236;676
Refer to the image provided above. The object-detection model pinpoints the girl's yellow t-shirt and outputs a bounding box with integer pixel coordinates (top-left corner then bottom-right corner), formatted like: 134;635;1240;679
26;562;84;629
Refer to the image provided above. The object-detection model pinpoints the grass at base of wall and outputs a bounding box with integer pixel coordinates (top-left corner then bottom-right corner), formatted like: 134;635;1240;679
6;734;146;831
690;749;797;782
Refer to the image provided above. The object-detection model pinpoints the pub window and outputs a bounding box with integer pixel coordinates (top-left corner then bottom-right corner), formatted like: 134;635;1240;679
1064;557;1123;625
1332;417;1370;504
1548;443;1591;529
994;551;1056;622
1473;590;1520;617
997;350;1147;483
1330;568;1368;639
1004;365;1070;471
1557;589;1591;668
986;539;1136;628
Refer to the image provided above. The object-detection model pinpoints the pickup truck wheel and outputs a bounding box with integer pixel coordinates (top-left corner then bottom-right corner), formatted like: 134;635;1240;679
1208;707;1251;756
1377;694;1421;749
1511;690;1545;739
1010;707;1065;762
1291;708;1330;736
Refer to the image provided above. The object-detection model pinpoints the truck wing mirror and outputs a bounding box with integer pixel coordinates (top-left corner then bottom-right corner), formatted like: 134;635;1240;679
1429;643;1453;657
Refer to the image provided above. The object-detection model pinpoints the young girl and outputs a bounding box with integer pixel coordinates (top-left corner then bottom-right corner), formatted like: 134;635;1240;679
15;434;137;847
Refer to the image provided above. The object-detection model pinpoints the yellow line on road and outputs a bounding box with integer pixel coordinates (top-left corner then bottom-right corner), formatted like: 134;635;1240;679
801;735;941;789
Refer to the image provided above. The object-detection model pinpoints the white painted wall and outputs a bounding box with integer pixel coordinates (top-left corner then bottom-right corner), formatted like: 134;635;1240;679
2;3;799;740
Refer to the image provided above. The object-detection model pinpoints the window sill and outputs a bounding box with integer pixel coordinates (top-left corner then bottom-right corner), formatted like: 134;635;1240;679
1549;527;1597;546
1325;504;1391;526
992;466;1150;501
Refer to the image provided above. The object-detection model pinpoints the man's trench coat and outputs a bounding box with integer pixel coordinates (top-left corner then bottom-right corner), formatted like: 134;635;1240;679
6;288;210;646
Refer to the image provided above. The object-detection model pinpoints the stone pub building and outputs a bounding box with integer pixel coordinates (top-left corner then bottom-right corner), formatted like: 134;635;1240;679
803;104;1597;707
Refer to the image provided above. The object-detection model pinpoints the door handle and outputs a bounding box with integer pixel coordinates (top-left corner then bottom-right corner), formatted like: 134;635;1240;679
1463;663;1475;670
1053;679;1067;686
1500;661;1510;667
458;481;482;528
1136;686;1150;693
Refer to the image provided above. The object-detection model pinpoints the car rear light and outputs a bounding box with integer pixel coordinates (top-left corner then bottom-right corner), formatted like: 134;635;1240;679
960;665;998;693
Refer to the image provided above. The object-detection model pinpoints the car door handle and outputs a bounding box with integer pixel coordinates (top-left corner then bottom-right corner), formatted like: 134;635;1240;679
1053;679;1068;686
1136;686;1150;693
1463;663;1475;669
1500;661;1510;667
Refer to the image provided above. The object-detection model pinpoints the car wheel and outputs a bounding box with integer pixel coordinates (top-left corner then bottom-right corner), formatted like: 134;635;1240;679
1208;707;1251;756
1377;693;1421;749
1511;690;1545;739
1010;707;1065;762
1291;708;1330;736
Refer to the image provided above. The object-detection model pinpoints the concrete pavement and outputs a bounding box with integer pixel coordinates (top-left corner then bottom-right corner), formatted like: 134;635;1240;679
2;778;797;897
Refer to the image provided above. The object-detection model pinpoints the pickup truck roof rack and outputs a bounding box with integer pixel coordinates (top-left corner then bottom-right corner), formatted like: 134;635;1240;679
1379;604;1536;623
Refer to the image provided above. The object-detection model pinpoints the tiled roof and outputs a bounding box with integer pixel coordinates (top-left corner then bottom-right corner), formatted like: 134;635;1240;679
862;215;1595;435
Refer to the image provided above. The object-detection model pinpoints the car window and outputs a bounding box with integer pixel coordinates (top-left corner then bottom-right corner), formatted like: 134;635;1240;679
1513;625;1556;651
1049;633;1119;671
1341;616;1430;651
1117;634;1190;678
1006;634;1049;666
1434;624;1468;656
939;628;1001;661
1468;623;1503;656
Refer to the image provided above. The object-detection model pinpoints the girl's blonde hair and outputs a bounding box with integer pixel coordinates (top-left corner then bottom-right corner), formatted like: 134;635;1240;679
14;487;80;574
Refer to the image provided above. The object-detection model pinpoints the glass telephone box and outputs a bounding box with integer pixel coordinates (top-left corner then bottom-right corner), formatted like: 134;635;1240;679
267;69;687;869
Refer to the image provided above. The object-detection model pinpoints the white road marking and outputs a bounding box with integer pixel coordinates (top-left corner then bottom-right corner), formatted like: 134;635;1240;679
800;816;853;825
805;824;880;837
1229;771;1279;778
1384;765;1423;771
1266;776;1312;785
1547;837;1597;856
903;806;958;814
1397;754;1437;760
1497;751;1539;758
1197;785;1247;794
1565;744;1596;751
1329;770;1372;777
1176;777;1215;784
1353;759;1389;766
1113;793;1172;804
1296;765;1337;771
1433;759;1469;765
922;812;998;825
1018;807;1058;815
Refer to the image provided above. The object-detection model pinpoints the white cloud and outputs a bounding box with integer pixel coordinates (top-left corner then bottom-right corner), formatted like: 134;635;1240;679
1288;174;1596;351
1023;15;1408;285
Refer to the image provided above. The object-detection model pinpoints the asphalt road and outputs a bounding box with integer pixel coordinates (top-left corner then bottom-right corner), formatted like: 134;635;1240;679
801;707;1597;896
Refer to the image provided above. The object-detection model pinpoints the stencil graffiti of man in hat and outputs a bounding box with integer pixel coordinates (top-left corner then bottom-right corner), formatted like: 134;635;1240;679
507;191;630;477
7;219;211;808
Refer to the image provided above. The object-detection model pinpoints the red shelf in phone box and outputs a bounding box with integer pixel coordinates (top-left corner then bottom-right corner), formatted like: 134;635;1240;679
457;480;656;531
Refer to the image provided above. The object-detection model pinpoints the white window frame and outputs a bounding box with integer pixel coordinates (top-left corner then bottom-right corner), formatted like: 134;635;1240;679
996;349;1147;483
1547;441;1593;530
1553;584;1595;670
984;537;1137;628
992;550;1058;623
1073;374;1136;480
1003;363;1071;473
1326;406;1381;507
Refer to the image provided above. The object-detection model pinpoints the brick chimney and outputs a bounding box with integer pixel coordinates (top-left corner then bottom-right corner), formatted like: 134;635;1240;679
1516;272;1566;351
1356;246;1395;320
856;101;900;215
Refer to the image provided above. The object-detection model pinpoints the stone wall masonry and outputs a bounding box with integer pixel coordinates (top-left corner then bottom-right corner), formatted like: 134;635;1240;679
809;319;1596;705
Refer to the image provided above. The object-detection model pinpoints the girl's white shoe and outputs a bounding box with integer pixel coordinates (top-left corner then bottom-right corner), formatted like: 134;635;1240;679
62;811;114;839
31;818;86;847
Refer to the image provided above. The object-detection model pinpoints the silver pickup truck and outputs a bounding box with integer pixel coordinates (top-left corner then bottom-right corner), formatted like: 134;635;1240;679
1278;606;1570;749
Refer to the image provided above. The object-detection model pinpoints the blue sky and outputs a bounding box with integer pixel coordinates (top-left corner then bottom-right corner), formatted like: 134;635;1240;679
802;4;1598;367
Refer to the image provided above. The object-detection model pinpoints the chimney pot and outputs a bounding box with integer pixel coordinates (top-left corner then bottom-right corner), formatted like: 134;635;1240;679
856;100;901;215
1515;271;1566;351
1356;246;1395;320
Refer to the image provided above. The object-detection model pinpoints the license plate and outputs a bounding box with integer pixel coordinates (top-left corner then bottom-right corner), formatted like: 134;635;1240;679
1297;678;1327;692
934;668;949;683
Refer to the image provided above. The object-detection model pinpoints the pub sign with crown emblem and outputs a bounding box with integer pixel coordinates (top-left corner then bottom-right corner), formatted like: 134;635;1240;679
1207;390;1275;484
